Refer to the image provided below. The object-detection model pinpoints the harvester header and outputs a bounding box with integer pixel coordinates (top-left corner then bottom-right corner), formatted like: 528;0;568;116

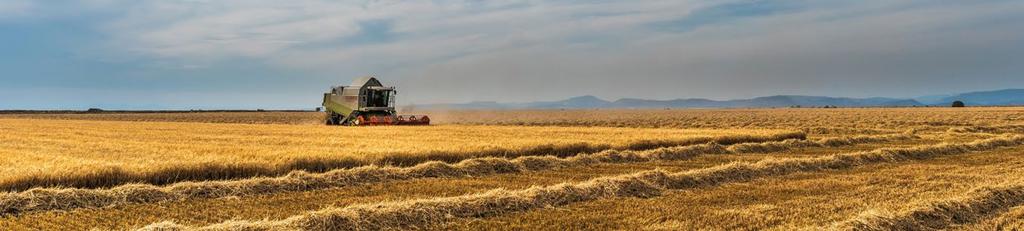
322;77;429;126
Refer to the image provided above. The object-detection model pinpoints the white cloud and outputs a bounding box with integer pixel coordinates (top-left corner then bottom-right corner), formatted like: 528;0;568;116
97;0;719;66
101;1;363;59
0;0;33;19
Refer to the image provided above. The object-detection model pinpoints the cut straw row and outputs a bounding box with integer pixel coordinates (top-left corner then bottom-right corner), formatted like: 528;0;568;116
948;124;1024;134
837;182;1024;230
0;133;914;216
137;135;1022;231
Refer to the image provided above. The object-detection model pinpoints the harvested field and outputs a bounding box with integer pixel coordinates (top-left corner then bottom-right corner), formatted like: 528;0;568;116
129;135;1024;230
2;108;1024;230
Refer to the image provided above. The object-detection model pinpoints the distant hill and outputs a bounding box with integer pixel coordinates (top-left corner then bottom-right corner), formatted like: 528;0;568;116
421;95;923;109
416;88;1024;109
716;95;922;108
934;89;1024;106
527;95;613;108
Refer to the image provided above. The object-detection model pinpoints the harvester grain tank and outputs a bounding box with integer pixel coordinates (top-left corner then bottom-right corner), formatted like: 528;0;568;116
322;77;429;126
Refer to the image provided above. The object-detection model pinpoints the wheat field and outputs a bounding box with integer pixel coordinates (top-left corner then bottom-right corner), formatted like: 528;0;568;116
0;118;796;191
2;108;1024;230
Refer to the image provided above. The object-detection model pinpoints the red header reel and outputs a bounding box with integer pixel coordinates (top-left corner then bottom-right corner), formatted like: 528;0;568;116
352;115;430;126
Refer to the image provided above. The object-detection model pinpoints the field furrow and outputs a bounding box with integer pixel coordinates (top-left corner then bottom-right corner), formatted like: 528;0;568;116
133;135;1024;230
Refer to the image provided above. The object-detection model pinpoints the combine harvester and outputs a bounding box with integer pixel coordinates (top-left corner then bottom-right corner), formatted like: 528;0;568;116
322;77;429;126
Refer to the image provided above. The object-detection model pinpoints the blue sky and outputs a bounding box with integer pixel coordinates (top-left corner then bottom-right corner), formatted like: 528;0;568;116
1;0;1023;109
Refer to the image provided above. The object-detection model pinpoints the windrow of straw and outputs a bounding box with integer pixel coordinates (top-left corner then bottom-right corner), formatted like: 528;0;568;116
801;127;894;135
0;131;806;193
947;124;1024;135
0;133;913;216
726;133;917;153
837;183;1024;231
136;135;1024;231
966;204;1024;230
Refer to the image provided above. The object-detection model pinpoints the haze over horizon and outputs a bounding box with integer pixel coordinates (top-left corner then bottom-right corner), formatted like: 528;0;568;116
2;1;1023;109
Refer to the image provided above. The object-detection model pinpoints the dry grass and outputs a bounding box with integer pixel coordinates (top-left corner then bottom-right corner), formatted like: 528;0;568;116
0;133;914;215
0;118;795;191
137;135;1024;230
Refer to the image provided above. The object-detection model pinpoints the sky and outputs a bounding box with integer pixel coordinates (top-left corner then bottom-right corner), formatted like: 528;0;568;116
1;0;1023;109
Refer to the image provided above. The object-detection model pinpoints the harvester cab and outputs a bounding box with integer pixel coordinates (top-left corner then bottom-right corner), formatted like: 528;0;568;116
322;77;429;126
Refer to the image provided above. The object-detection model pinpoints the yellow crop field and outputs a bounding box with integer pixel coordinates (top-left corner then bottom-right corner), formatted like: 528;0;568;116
0;118;797;191
2;108;1024;230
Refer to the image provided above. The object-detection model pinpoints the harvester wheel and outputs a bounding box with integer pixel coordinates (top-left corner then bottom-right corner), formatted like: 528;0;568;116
420;116;430;125
324;114;338;125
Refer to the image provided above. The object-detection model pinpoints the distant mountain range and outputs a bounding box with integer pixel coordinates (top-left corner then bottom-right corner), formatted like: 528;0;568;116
915;89;1024;106
418;89;1024;109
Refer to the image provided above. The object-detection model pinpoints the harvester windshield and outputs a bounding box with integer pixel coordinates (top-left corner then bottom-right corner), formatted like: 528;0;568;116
365;88;394;108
